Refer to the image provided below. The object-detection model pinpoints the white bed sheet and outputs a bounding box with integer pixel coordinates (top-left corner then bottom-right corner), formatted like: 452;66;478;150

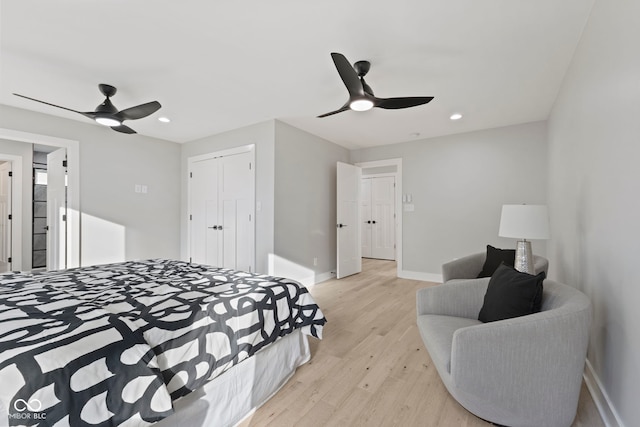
154;329;310;427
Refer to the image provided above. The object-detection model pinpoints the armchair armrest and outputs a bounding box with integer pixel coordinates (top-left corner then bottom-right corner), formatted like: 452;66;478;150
441;252;485;282
416;279;489;319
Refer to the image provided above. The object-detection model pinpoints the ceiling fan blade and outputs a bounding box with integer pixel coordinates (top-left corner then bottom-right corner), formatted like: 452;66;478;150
376;96;434;110
317;103;350;118
116;101;161;121
111;124;136;134
13;93;91;116
331;53;364;97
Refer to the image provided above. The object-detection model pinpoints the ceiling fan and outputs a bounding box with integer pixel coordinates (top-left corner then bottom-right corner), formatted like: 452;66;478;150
13;84;161;134
318;52;434;118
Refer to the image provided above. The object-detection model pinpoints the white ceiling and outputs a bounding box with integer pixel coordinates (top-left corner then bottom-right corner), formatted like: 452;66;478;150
0;1;594;150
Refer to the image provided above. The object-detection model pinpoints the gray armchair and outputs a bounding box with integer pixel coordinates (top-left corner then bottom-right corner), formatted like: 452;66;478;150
442;251;549;283
416;278;591;427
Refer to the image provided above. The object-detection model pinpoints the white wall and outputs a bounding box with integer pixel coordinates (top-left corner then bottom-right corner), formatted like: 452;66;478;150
0;105;181;266
547;1;640;425
351;121;548;277
180;120;275;274
273;120;349;284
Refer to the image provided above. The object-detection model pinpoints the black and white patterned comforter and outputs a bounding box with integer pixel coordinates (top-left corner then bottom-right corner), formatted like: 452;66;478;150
0;259;326;426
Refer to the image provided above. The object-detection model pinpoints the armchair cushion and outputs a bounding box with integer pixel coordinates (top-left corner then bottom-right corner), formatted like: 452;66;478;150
478;264;545;323
477;245;515;278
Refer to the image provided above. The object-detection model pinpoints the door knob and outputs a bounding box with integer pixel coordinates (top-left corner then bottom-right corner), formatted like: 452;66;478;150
337;223;348;228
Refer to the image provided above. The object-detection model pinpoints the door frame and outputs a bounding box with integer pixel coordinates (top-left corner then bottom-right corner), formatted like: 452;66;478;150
0;128;80;270
187;144;256;270
355;158;402;277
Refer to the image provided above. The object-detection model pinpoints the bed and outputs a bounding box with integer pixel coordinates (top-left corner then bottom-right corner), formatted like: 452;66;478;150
0;259;326;426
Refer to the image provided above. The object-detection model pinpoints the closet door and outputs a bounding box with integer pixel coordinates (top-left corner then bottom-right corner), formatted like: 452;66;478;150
370;176;395;260
219;151;253;272
190;157;220;266
189;149;254;272
361;178;372;258
361;176;395;261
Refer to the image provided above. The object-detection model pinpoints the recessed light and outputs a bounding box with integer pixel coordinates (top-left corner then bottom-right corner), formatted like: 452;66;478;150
450;113;463;121
158;117;171;123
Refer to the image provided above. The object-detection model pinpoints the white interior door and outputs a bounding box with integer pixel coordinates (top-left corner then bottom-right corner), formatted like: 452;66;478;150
0;162;12;272
361;176;396;261
189;149;255;271
337;162;361;279
220;151;253;272
371;176;395;260
190;157;220;266
47;148;67;270
361;178;372;258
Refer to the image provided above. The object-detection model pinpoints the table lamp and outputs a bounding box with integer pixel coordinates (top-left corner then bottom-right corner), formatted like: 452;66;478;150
498;204;550;274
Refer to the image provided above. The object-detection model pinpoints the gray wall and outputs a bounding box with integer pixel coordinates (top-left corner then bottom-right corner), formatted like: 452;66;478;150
273;121;349;282
351;121;548;276
0;105;181;266
180;120;275;274
547;0;639;424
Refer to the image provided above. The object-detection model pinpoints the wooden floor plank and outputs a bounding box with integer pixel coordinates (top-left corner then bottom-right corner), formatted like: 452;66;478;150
243;258;605;427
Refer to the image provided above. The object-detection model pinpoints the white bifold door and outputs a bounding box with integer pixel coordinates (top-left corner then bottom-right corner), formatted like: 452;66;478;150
189;150;254;272
361;176;395;260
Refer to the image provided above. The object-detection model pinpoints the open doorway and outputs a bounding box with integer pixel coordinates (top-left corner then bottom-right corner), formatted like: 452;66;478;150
0;128;79;271
357;159;401;276
336;158;402;279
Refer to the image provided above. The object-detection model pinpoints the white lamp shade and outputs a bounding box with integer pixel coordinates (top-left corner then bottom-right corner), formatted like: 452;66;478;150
499;204;550;240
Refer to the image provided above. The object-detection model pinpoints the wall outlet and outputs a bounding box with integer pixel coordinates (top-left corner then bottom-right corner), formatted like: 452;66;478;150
313;257;318;266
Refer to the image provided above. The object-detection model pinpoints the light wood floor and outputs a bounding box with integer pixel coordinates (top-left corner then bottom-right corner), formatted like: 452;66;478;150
241;258;604;427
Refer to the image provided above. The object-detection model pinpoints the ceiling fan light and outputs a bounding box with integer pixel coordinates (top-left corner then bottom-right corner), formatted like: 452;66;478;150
350;99;374;112
450;113;463;120
95;117;121;127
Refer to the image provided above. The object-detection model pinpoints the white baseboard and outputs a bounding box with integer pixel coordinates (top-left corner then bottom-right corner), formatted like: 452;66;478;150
583;358;624;427
300;271;335;288
398;270;443;283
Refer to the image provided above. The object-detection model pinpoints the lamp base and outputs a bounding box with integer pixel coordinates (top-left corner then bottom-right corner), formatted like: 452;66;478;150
515;240;534;274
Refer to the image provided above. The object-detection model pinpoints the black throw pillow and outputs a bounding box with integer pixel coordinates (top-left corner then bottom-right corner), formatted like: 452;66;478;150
477;245;516;278
478;263;545;323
